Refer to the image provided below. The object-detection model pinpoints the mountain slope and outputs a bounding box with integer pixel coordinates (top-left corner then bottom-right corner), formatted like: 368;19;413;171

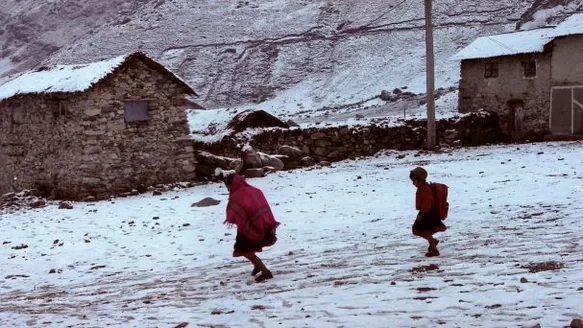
1;0;582;114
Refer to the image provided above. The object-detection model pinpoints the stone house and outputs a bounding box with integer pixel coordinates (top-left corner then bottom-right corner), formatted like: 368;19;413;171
0;52;199;200
452;13;583;139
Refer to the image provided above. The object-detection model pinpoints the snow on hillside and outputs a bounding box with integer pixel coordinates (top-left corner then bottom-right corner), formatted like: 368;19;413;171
1;142;582;327
2;0;583;115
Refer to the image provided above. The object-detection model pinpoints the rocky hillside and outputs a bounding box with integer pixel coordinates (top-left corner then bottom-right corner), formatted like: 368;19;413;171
1;0;582;113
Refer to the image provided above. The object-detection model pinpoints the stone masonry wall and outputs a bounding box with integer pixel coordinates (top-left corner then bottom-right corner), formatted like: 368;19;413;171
0;96;86;198
458;52;552;139
0;58;196;199
193;112;503;165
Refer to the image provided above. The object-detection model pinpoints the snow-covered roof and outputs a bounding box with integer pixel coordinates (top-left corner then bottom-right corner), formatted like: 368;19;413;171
452;12;583;61
0;52;197;102
551;12;583;37
451;27;556;61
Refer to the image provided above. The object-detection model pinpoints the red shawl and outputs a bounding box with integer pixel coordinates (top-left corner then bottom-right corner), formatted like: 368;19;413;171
225;175;280;241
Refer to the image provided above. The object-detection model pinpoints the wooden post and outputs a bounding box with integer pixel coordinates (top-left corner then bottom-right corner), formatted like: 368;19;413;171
425;0;437;149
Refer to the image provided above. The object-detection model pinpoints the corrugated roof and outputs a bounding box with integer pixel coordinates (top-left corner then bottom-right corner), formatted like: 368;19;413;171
452;12;583;61
450;28;556;61
551;12;583;37
0;52;197;102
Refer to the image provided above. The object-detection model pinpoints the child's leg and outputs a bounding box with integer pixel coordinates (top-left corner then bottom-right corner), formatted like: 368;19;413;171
244;253;273;281
244;253;269;272
420;232;439;255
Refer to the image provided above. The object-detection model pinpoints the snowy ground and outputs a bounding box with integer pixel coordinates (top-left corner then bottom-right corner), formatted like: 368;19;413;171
1;142;583;327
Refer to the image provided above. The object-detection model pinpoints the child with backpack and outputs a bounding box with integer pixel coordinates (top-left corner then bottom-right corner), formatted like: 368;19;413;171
409;167;448;257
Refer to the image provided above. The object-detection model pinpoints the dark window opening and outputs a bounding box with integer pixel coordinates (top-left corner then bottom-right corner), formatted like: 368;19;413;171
484;62;498;78
124;101;149;123
522;60;537;78
11;107;26;124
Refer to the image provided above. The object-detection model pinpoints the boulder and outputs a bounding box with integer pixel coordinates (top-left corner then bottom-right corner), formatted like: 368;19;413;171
195;151;235;169
30;200;46;208
226;109;289;133
243;168;265;178
277;145;303;159
242;150;262;169
263;166;277;174
300;156;315;167
229;159;245;173
258;152;285;171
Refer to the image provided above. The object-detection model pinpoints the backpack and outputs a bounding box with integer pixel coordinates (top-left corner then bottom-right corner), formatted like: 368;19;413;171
430;182;449;220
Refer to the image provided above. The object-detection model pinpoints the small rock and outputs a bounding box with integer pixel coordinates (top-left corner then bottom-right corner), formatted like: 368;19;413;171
130;189;139;196
128;221;135;225
396;154;406;159
53;239;59;245
182;223;191;227
58;202;73;210
11;244;28;250
571;318;583;328
355;113;365;119
191;197;220;207
152;216;160;220
48;268;56;274
30;200;46;209
537;152;544;155
520;277;528;283
391;281;396;285
174;323;189;328
152;190;163;196
84;239;91;243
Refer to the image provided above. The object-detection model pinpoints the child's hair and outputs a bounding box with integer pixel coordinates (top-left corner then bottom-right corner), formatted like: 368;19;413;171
409;167;428;181
224;173;236;185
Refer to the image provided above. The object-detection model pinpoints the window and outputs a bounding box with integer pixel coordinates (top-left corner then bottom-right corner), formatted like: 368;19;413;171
11;107;26;124
522;60;537;78
484;62;498;78
124;101;149;123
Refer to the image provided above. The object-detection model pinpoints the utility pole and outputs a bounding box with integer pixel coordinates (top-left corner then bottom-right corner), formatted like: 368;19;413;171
424;0;437;149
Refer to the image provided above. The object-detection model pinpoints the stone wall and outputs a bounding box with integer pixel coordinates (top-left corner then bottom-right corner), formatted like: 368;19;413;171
458;52;552;139
0;58;196;199
193;112;503;169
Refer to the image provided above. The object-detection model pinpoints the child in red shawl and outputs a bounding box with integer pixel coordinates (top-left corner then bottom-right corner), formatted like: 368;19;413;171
224;173;280;282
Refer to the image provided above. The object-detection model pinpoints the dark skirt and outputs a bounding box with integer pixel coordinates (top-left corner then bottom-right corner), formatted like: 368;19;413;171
233;230;277;257
412;210;447;236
